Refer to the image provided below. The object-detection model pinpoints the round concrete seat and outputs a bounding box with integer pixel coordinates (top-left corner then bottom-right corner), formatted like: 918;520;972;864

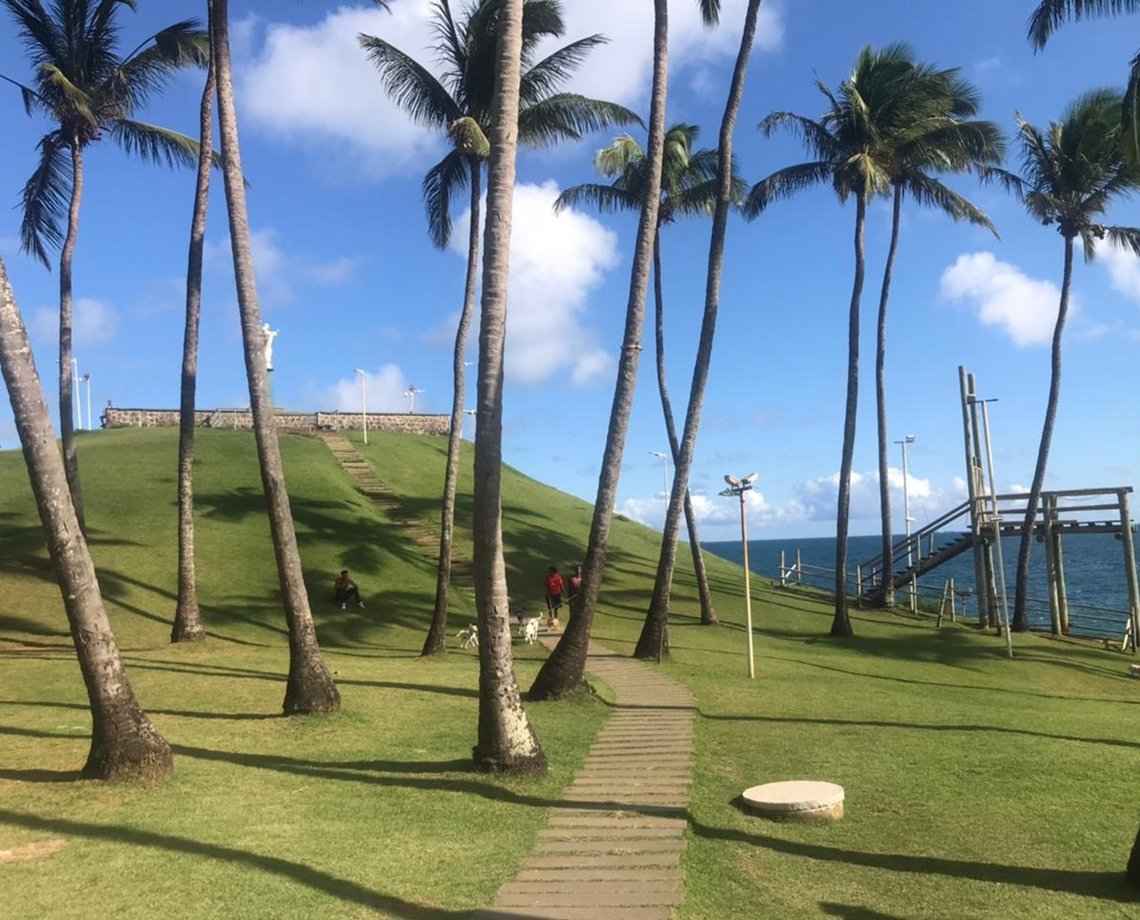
741;780;844;822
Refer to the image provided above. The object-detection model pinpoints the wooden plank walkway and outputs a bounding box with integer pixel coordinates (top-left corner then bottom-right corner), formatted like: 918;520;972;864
474;642;695;920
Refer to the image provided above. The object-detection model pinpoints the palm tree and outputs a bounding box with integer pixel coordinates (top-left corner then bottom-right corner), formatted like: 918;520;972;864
0;253;172;780
360;0;637;657
745;44;939;636
212;0;340;714
865;60;1002;606
982;89;1140;633
528;0;677;701
555;123;741;628
1029;0;1140;163
635;0;765;659
172;0;217;644
1;0;209;530
469;0;545;774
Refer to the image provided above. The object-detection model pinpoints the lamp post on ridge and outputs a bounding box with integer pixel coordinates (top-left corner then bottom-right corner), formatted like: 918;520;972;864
895;434;916;610
649;450;669;497
71;357;81;430
354;368;368;445
720;472;758;679
81;374;92;431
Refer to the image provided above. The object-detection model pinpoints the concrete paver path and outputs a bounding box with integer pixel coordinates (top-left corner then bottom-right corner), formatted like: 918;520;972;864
474;642;695;920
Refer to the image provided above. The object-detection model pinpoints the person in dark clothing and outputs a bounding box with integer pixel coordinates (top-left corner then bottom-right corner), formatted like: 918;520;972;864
334;569;364;610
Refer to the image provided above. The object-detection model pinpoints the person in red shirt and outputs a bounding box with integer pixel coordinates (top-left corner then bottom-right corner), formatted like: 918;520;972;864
544;566;564;620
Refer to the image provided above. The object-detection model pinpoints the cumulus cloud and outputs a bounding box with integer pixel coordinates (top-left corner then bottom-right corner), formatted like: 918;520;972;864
31;297;118;348
795;468;933;523
324;365;408;413
940;252;1065;346
236;1;784;169
448;181;620;386
620;486;790;532
1096;239;1140;302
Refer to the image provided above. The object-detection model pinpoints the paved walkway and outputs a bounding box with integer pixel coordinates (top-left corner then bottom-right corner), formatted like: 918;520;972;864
475;642;696;920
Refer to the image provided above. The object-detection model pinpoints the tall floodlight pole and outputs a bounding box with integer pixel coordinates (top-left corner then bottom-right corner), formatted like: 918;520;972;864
720;472;759;679
649;450;669;496
895;434;916;609
977;397;1012;658
72;357;81;430
354;368;368;445
82;374;92;431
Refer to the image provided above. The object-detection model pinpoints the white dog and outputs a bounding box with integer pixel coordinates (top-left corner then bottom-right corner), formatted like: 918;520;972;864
522;617;540;645
457;624;479;649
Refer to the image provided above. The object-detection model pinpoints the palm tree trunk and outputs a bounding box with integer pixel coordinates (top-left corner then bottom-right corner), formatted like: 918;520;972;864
471;0;544;774
0;255;172;781
59;137;86;533
212;0;339;714
1013;235;1073;632
650;233;717;627
528;0;670;700
874;184;903;608
172;6;215;644
635;0;762;659
833;191;868;638
424;157;481;657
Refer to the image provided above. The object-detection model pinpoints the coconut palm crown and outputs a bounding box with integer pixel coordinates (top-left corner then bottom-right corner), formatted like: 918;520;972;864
360;0;639;248
1;0;209;266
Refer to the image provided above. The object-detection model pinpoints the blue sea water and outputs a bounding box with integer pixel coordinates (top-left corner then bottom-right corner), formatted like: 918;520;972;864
706;532;1135;639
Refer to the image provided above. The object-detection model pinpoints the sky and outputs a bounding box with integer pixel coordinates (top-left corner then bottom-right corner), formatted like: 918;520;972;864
1;0;1139;545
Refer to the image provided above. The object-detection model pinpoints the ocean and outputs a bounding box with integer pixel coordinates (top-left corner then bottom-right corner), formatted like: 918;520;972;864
705;532;1135;639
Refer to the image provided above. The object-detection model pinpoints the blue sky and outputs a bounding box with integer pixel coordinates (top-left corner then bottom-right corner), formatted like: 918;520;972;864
1;0;1139;543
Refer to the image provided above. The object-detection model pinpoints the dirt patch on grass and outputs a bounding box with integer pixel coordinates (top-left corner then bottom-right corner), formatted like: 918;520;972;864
0;839;69;863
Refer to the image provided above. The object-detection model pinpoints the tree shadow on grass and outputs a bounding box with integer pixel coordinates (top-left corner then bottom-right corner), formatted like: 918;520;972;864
0;809;469;920
691;817;1137;904
819;903;911;919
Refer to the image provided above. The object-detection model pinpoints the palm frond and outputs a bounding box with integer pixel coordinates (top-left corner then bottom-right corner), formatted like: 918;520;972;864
107;118;199;169
901;173;998;236
422;148;470;250
109;23;208;114
520;34;608;106
1101;223;1140;255
744;161;835;219
359;33;461;130
38;63;98;126
1;0;67;69
429;0;466;91
698;0;722;26
759;110;840;160
1124;50;1140;164
19;131;70;267
594;134;644;178
554;182;638;215
1028;0;1140;48
518;94;640;148
0;72;45;115
978;164;1028;200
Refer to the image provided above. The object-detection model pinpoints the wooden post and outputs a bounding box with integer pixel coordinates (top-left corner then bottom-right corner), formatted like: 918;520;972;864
796;548;802;585
856;564;863;606
1118;490;1140;653
1042;494;1061;636
779;550;786;588
960;368;990;628
950;577;957;623
1054;529;1070;635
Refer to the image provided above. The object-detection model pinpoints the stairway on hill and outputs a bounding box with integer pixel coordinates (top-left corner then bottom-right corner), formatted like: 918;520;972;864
316;432;474;588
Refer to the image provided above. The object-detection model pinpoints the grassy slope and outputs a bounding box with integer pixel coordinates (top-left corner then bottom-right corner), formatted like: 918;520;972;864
0;429;1136;918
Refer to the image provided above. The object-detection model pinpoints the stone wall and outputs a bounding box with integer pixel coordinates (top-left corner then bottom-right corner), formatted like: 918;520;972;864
102;407;449;437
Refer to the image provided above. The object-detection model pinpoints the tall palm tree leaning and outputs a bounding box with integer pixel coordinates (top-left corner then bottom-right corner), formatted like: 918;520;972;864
360;0;637;658
1;0;209;532
555;122;743;628
865;57;1002;607
0;254;172;781
635;0;765;659
469;0;546;774
527;0;675;701
212;0;340;714
172;0;218;644
746;44;941;637
1029;0;1140;163
981;90;1140;635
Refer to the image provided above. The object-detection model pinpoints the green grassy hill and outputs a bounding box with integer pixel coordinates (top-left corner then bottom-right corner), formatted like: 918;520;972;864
0;429;1135;919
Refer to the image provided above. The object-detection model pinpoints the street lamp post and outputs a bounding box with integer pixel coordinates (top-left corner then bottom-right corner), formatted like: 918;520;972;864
649;450;669;496
81;374;92;431
354;368;368;445
72;357;81;430
894;434;916;610
720;472;758;679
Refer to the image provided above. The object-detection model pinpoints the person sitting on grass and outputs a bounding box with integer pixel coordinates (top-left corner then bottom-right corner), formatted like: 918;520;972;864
334;569;364;610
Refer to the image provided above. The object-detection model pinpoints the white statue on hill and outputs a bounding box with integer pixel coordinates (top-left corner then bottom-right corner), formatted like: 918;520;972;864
261;323;279;371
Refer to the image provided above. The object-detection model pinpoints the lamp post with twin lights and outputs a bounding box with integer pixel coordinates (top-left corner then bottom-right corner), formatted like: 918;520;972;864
720;472;758;679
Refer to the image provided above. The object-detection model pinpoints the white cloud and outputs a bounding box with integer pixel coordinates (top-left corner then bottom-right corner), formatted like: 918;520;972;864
31;296;118;348
306;256;365;286
620;485;792;532
450;181;619;386
940;252;1065;347
795;467;933;523
324;365;407;413
1096;239;1140;302
236;1;784;169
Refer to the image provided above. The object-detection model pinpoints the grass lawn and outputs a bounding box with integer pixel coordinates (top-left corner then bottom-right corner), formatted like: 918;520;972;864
1;428;1136;918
